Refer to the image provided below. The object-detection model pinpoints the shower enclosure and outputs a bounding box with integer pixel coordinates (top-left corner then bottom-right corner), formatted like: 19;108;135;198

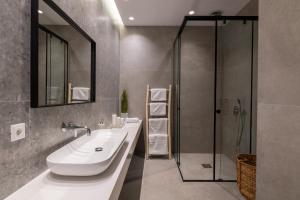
172;16;258;181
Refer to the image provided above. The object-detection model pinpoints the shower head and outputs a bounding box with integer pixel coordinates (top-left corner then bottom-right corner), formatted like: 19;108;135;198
211;10;223;16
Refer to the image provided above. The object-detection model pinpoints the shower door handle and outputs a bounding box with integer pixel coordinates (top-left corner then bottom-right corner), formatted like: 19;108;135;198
216;109;221;114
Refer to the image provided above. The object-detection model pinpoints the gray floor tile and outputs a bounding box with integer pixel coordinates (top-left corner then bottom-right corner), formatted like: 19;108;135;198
140;158;245;200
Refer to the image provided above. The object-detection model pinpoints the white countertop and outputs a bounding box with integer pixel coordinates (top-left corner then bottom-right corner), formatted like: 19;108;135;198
5;121;142;200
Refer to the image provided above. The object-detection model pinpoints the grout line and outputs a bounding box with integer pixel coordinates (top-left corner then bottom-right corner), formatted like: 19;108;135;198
257;102;300;108
0;100;30;103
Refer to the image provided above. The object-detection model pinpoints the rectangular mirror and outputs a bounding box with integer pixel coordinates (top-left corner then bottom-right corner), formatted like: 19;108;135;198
31;0;96;107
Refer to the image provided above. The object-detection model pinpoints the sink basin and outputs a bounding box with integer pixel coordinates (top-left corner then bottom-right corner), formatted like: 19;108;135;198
46;129;128;176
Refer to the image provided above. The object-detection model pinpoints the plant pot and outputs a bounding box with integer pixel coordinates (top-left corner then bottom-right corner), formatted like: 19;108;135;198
121;113;128;119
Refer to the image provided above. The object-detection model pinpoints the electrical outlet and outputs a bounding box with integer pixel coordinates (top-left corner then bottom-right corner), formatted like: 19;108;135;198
11;123;26;142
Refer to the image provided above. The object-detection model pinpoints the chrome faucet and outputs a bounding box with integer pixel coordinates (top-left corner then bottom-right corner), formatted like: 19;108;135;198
61;122;91;136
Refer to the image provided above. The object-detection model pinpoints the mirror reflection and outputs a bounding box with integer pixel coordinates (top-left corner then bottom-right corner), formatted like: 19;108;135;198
38;0;92;106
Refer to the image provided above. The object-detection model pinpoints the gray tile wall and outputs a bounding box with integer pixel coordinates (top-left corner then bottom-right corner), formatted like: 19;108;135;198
219;0;258;161
119;0;258;155
238;0;258;16
120;27;177;119
119;27;177;152
257;0;300;199
120;27;217;153
0;0;120;199
46;25;92;88
180;27;215;153
179;0;258;156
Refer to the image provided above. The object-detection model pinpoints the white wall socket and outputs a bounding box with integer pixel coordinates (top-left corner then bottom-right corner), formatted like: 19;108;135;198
11;123;26;142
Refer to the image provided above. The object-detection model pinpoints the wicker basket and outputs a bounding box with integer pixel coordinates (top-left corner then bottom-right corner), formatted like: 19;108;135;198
237;154;256;200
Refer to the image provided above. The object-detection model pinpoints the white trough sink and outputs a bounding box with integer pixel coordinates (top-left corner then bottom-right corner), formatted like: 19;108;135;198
47;129;128;176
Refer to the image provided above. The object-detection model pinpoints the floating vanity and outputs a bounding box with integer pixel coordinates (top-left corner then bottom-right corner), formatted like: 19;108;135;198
5;121;142;200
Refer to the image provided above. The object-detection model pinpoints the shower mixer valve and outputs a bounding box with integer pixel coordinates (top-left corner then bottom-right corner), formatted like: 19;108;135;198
233;105;240;115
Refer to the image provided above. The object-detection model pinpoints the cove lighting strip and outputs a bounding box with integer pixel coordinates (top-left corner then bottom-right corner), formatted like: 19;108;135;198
102;0;124;26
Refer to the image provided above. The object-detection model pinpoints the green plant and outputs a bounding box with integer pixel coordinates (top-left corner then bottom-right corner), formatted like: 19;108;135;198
121;90;128;113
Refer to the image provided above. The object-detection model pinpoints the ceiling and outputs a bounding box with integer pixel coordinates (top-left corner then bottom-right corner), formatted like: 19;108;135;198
39;0;69;25
115;0;250;26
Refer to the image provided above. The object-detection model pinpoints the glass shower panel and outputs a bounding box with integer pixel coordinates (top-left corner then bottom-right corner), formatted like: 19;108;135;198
215;20;253;180
38;29;47;105
173;37;180;165
179;20;215;180
251;21;258;155
46;35;67;105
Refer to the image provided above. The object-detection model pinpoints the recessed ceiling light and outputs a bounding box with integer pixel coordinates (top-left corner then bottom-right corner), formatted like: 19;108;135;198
129;16;135;21
38;10;43;14
188;10;195;15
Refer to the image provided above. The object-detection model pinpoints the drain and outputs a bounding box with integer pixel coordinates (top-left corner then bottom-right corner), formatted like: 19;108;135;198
201;164;212;168
95;147;103;152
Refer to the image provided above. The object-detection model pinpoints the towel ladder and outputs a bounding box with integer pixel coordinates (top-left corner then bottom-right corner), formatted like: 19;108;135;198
145;84;172;160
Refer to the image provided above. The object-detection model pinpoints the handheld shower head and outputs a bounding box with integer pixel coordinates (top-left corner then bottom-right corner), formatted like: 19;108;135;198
233;98;242;115
237;98;241;105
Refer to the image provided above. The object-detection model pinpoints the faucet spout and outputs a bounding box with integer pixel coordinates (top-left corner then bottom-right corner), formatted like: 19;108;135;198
86;127;91;136
61;122;92;136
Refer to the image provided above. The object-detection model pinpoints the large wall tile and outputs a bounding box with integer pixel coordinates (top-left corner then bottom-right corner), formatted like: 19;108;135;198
0;0;120;199
180;27;216;153
256;103;300;200
257;0;300;199
0;1;30;101
120;27;176;72
258;0;300;106
120;27;176;120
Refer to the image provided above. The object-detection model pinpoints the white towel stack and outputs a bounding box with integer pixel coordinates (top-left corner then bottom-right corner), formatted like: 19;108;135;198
150;103;167;116
72;87;90;101
149;118;168;135
150;88;167;101
149;118;168;155
149;134;168;155
147;87;169;156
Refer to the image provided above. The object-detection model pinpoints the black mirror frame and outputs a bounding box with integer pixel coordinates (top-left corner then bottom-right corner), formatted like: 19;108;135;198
31;0;96;108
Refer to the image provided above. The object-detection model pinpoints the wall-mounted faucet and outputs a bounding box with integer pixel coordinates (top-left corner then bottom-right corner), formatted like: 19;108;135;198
61;122;91;136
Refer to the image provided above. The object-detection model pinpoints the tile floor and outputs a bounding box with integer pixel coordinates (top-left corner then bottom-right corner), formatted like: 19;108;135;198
120;155;246;200
141;158;245;200
180;153;237;180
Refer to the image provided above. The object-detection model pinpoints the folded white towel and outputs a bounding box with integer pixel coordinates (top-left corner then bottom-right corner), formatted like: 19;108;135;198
149;134;168;155
126;117;139;123
72;87;90;101
149;118;168;135
150;103;167;116
150;88;167;101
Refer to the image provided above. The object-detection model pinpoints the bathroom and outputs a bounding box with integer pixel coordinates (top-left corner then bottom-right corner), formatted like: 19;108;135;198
0;0;299;200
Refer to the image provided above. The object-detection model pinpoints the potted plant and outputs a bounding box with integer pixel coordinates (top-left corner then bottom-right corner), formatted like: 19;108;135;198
121;90;128;119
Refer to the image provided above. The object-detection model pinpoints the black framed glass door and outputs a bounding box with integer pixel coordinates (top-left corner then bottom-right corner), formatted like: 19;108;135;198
172;16;258;182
